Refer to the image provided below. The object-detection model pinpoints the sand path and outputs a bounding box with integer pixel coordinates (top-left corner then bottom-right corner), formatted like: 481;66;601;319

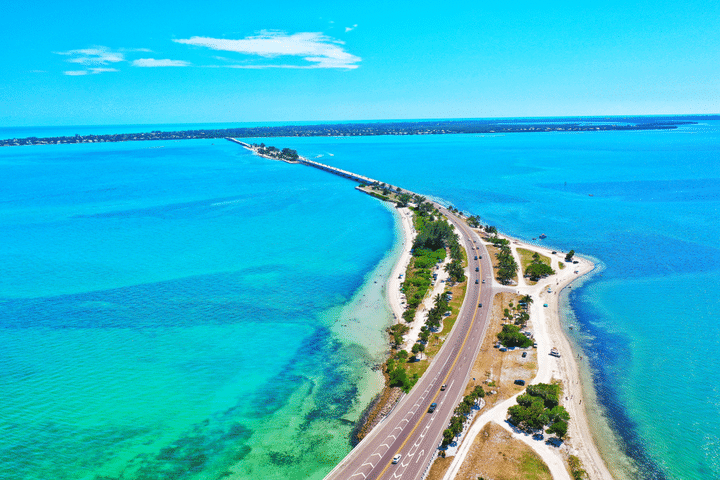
443;236;614;480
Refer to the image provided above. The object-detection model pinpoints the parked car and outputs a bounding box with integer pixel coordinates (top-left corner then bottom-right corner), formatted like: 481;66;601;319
522;351;527;358
514;379;526;386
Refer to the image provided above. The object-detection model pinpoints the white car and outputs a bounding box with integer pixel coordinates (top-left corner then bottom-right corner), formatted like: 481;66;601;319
392;454;402;464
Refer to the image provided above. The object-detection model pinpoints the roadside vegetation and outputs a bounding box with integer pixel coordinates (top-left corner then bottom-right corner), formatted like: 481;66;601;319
488;236;518;285
507;383;570;440
441;385;486;447
376;194;469;392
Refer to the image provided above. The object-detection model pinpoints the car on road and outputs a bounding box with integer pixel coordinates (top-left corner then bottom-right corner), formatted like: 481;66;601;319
392;454;401;464
475;267;479;271
428;402;437;413
475;279;479;284
482;279;485;284
514;379;526;386
474;256;478;260
478;303;482;307
441;384;446;391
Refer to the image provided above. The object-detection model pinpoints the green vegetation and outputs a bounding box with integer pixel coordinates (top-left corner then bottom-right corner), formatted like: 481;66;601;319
519;452;553;479
558;261;565;270
525;251;556;281
497;324;533;348
387;323;410;348
490;237;518;285
400;198;466;328
565;250;575;262
441;385;486;446
467;215;481;228
507;383;570;439
484;225;497;235
568;455;588;480
385;350;418;392
254;144;300;161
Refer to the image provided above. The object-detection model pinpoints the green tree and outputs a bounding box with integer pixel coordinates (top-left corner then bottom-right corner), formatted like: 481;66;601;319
565;250;575;262
526;263;556;281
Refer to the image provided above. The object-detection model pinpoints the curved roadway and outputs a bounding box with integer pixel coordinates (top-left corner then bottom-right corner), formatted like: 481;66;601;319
325;207;495;480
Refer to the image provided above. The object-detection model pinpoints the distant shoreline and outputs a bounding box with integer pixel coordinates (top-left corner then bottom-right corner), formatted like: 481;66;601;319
0;117;704;147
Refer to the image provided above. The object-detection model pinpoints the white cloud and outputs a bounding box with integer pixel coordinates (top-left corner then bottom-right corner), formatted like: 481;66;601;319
89;67;119;74
56;47;125;66
174;31;360;69
132;58;190;67
345;24;358;32
64;70;87;76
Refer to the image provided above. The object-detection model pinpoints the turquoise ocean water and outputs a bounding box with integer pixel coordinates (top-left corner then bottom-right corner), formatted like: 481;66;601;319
1;121;719;479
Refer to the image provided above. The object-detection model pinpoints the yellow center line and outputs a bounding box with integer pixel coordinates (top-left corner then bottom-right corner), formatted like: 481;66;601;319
375;218;483;479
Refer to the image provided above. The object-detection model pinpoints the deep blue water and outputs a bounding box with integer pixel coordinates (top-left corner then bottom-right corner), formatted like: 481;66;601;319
1;121;719;479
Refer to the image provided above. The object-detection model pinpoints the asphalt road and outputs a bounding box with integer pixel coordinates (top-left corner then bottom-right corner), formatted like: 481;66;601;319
325;208;495;480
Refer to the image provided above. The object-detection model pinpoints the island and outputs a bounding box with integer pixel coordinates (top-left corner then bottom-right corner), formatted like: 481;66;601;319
3;116;717;147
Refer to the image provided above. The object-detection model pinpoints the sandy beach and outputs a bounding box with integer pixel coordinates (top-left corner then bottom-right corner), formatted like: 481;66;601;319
371;198;613;479
441;230;614;480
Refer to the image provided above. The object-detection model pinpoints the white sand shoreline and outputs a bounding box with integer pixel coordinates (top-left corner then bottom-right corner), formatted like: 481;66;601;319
441;226;614;480
369;196;614;479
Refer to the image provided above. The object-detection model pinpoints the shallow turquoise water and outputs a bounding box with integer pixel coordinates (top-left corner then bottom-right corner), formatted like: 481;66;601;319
2;122;719;479
0;140;397;479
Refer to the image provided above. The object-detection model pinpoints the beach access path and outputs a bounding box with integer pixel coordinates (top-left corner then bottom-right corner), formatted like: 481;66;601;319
442;236;614;480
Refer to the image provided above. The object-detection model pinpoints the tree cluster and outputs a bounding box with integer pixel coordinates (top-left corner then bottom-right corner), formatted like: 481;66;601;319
492;237;518;285
385;350;418;393
507;383;569;439
497;324;533;348
525;252;556;281
441;386;486;446
503;297;531;328
565;250;575;262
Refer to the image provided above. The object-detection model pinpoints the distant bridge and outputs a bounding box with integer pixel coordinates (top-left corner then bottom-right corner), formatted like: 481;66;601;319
227;137;402;191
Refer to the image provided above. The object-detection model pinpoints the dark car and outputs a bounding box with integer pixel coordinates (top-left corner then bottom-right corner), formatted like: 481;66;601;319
475;267;479;272
478;303;483;308
514;379;526;386
428;402;437;413
475;279;479;284
522;352;527;358
474;256;478;260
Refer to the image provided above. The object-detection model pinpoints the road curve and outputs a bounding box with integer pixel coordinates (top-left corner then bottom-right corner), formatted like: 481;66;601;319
325;206;495;480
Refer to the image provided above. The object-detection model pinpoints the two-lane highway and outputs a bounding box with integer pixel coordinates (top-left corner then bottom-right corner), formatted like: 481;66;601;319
325;207;495;480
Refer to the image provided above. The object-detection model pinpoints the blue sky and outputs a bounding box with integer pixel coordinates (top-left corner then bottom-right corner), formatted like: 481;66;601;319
1;0;718;126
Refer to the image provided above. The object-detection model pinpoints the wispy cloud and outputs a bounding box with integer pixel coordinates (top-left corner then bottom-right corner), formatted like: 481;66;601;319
174;31;361;69
56;47;125;66
345;24;358;33
63;67;119;76
132;58;190;67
